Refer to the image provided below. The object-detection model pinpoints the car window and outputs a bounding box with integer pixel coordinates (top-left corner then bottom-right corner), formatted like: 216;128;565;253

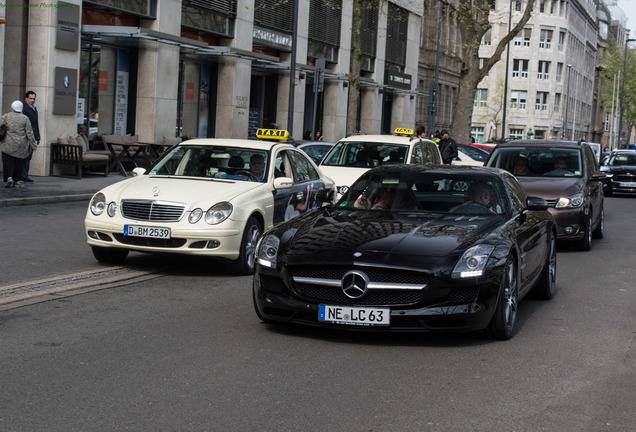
288;149;320;182
609;153;636;166
422;141;441;164
322;141;409;167
503;174;527;212
411;144;423;164
459;145;488;162
487;146;583;178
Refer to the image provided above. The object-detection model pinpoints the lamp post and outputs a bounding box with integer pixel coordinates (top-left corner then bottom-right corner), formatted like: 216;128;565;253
427;2;443;137
617;35;634;148
562;64;572;139
501;0;513;142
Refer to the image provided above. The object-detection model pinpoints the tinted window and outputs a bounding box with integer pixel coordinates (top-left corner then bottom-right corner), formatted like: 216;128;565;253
322;141;409;167
288;150;320;182
487;146;582;178
503;173;527;212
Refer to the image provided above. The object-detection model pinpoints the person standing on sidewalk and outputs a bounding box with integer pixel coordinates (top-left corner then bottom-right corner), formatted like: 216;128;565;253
22;90;40;182
438;129;458;165
1;101;37;188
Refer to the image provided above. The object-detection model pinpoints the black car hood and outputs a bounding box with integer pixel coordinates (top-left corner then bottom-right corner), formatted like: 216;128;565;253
282;209;502;267
606;165;636;174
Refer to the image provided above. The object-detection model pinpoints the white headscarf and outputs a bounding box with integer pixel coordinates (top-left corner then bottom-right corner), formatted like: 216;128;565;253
11;100;23;112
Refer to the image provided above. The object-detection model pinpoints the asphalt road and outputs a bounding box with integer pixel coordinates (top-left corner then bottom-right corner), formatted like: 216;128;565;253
0;198;634;431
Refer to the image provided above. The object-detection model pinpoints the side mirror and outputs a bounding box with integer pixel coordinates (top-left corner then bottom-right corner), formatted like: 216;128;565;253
525;195;548;211
591;172;606;181
132;167;147;177
273;177;293;190
315;187;335;203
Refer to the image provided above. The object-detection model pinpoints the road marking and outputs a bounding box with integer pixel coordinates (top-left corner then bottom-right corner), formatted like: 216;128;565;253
0;266;175;310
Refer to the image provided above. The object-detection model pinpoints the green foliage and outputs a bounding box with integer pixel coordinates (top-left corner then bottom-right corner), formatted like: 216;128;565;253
599;40;636;131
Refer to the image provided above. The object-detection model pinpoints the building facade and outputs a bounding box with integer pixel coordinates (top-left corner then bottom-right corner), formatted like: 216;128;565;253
0;0;423;177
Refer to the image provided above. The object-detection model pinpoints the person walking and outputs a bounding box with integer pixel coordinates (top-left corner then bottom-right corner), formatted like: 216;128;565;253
22;90;40;182
438;129;458;164
1;101;37;188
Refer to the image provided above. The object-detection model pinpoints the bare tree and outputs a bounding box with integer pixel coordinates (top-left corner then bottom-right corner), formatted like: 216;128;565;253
452;0;536;143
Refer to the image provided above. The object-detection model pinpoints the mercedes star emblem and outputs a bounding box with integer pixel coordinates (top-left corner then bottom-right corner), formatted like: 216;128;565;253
341;270;370;299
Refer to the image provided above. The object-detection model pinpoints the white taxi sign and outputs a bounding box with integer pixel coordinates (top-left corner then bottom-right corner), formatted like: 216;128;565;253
394;128;413;136
256;128;290;140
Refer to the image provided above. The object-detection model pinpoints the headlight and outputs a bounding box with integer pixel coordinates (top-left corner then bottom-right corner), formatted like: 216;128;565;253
452;244;495;279
107;202;117;217
189;208;203;224
204;202;233;225
90;193;106;216
257;234;280;269
555;192;583;208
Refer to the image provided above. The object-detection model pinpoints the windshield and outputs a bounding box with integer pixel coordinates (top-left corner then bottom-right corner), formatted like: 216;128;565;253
322;141;410;168
486;146;583;178
608;153;636;166
149;145;269;182
337;170;507;215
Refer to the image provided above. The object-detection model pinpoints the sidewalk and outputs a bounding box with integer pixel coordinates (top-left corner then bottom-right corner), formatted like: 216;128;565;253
0;174;127;207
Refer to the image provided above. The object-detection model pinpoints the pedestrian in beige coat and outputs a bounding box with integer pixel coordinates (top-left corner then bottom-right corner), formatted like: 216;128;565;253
1;100;37;187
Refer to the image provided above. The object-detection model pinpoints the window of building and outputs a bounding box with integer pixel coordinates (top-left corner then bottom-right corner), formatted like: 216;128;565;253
535;92;549;111
181;0;237;36
481;28;492;46
540;29;553;49
554;93;561;112
539;0;546;13
515;0;522;12
512;59;529;78
534;129;545;139
605;113;610;131
558;31;566;51
538;61;550;80
514;28;531;47
361;1;379;72
308;0;342;62
385;2;408;68
510;90;527;109
474;89;488;108
471;127;485;144
254;0;293;32
556;62;563;82
510;128;524;140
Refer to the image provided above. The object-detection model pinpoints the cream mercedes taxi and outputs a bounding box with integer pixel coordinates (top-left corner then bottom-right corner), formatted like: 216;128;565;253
85;130;335;274
318;128;442;197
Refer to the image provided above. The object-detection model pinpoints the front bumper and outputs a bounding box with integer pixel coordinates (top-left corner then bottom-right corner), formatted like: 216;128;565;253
85;217;243;259
253;266;502;333
548;207;586;240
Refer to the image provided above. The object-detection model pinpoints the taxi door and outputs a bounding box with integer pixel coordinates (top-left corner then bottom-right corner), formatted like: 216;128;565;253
272;149;328;224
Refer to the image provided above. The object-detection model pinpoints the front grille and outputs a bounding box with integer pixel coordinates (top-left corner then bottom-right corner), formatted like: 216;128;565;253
614;174;636;182
289;265;428;306
113;234;187;248
121;200;186;222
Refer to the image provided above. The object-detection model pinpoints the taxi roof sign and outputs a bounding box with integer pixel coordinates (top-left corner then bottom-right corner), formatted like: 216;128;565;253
394;128;413;136
256;128;290;140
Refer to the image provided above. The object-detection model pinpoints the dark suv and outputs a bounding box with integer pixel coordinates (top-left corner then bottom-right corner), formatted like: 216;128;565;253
485;140;605;250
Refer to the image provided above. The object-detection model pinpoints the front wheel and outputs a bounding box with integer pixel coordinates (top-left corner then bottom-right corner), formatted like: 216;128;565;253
230;216;262;275
592;207;604;239
92;246;129;264
577;213;592;251
533;232;557;300
484;256;518;340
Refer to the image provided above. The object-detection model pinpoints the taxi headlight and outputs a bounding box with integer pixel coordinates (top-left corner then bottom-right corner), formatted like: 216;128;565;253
257;234;280;269
205;202;233;225
555;192;583;209
90;193;107;216
452;244;495;279
189;208;203;224
107;202;117;217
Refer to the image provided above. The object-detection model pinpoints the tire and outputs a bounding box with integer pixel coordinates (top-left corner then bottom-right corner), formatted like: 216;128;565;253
577;212;592;251
592;207;604;239
533;231;557;300
92;246;129;264
231;216;262;275
485;256;518;340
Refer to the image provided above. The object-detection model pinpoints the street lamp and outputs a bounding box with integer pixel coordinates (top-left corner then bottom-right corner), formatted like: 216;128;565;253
617;35;634;148
562;64;572;139
501;0;513;142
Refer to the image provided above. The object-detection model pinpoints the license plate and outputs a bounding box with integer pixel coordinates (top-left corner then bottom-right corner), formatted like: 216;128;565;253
124;225;171;239
319;305;390;326
618;182;636;187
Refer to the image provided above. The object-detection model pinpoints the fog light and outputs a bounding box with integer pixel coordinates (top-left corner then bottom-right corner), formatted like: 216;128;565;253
564;226;574;234
88;230;99;239
207;240;221;249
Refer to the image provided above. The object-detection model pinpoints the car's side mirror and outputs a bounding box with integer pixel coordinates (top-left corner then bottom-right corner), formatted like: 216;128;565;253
525;195;548;211
273;177;293;190
315;187;335;203
591;172;606;181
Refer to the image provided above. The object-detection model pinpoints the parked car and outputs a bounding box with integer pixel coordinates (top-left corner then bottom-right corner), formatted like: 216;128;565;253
485;140;604;250
297;141;335;164
599;149;636;196
452;143;490;166
254;164;557;340
85;130;335;274
319;128;442;197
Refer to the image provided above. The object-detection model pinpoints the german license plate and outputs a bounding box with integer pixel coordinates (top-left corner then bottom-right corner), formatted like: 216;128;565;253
619;182;636;187
124;225;171;239
319;305;390;326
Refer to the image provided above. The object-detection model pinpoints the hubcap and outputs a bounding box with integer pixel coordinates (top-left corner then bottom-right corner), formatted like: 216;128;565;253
504;260;518;331
246;225;260;269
